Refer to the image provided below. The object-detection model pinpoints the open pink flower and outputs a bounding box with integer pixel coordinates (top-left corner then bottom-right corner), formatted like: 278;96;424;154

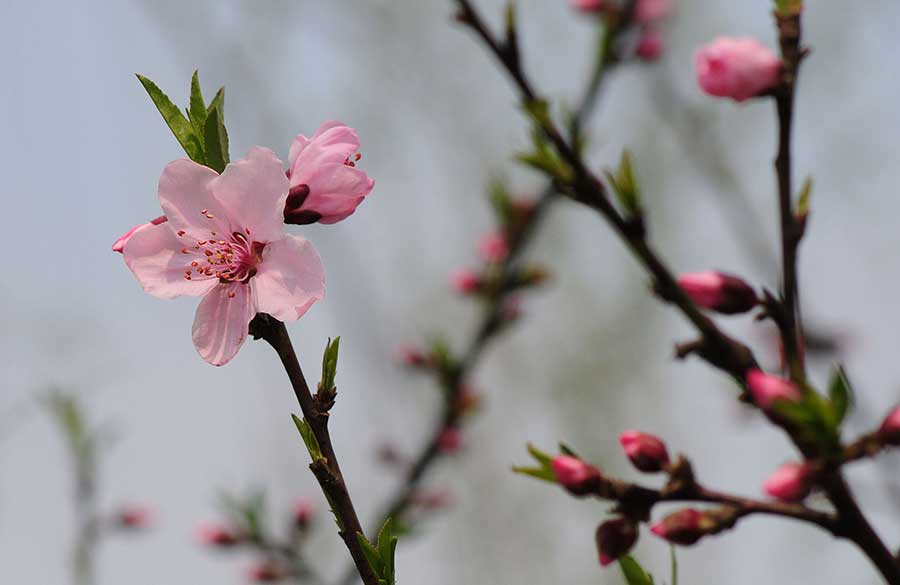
120;147;325;366
285;121;375;225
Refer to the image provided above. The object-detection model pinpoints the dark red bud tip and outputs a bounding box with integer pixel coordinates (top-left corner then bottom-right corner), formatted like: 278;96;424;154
595;517;638;567
650;509;709;545
879;405;900;445
677;271;758;315
619;430;670;473
293;500;314;527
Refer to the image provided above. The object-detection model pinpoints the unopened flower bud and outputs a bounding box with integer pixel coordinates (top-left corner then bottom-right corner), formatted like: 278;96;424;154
397;345;429;368
292;500;314;528
247;562;289;583
569;0;605;14
451;268;482;295
195;523;242;547
745;369;803;411
115;504;155;529
763;462;812;502
552;455;603;492
695;37;782;102
478;232;510;263
650;508;711;545
636;29;664;61
677;271;757;314
619;431;670;472
438;428;462;454
595;517;638;566
878;404;900;445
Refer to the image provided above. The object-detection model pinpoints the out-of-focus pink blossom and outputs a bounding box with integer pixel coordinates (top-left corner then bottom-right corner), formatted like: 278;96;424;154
438;428;462;453
636;29;664;61
650;508;708;545
118;147;325;366
451;268;482;294
115;504;155;529
410;489;455;511
746;370;803;411
595;518;638;566
879;404;900;444
677;271;757;314
695;37;782;102
763;462;812;502
285;121;374;225
569;0;605;13
396;345;429;367
247;562;289;583
635;0;673;24
112;216;167;253
195;523;242;547
478;232;510;263
293;500;315;527
619;430;670;472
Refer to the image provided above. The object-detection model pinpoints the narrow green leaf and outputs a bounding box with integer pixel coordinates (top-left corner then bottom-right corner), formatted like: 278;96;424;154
512;465;556;482
828;366;853;426
376;518;399;585
796;177;812;219
619;555;655;585
558;442;580;458
203;105;229;173
207;86;225;115
321;337;341;392
136;74;204;162
669;546;678;585
188;70;208;139
356;533;384;576
526;443;553;467
291;414;324;462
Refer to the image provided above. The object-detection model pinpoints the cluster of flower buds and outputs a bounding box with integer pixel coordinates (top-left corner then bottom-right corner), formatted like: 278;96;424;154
694;37;782;102
745;369;803;412
879;405;900;445
569;0;673;62
677;271;758;315
619;430;670;473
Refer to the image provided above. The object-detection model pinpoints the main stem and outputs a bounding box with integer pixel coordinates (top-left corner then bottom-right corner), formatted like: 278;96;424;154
255;317;378;585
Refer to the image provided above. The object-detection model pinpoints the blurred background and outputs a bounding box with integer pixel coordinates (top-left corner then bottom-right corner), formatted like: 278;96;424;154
2;0;899;583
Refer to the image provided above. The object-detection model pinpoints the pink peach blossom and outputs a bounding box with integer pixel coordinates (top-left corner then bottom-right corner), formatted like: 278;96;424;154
635;0;673;24
569;0;605;13
112;215;167;253
285;121;375;225
636;29;664;61
451;268;482;294
478;232;509;263
120;147;325;366
746;370;803;411
695;37;782;102
763;462;812;502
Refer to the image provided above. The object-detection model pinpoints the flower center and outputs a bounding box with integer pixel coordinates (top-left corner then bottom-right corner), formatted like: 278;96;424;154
179;226;264;284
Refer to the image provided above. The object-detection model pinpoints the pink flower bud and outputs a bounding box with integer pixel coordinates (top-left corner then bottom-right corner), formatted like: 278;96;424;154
745;369;803;411
438;428;463;454
247;562;289;583
595;518;638;566
552;455;602;490
569;0;605;13
650;508;708;545
397;345;429;367
763;462;812;502
695;37;782;102
115;504;155;529
677;271;757;314
195;523;242;547
878;404;900;444
634;0;672;24
293;500;315;527
478;232;510;263
451;268;482;294
636;29;664;61
111;215;167;253
619;431;670;472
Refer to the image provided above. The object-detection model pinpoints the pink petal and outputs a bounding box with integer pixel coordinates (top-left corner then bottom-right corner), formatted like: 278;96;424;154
191;283;256;366
157;159;232;239
112;216;167;253
301;163;375;224
122;222;217;299
210;147;289;243
254;235;325;321
289;122;361;182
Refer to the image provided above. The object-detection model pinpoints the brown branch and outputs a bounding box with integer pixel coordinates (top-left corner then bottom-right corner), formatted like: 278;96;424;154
250;315;379;585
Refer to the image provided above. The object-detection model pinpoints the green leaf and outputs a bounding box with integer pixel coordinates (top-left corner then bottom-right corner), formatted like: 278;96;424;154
558;442;580;458
512;443;557;482
356;533;384;576
488;180;514;226
188;70;207;139
827;366;853;427
606;150;641;216
136;74;204;162
321;337;341;392
291;414;324;462
376;518;399;585
203;104;230;173
619;555;654;585
796;177;812;219
207;86;225;116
